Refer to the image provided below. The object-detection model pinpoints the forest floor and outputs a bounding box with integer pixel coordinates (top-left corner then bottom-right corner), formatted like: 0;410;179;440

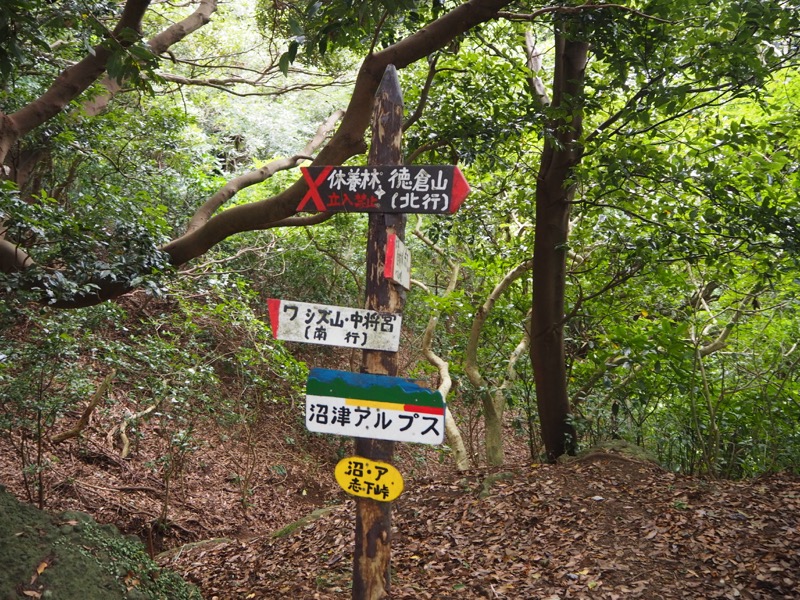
0;402;798;600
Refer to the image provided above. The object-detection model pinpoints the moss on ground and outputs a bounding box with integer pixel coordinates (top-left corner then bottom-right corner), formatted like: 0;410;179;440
0;486;200;600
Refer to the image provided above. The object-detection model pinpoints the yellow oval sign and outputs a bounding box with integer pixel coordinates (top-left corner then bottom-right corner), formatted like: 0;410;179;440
334;456;404;502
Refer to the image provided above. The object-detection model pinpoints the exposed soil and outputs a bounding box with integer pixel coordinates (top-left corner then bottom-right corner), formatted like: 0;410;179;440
1;402;798;599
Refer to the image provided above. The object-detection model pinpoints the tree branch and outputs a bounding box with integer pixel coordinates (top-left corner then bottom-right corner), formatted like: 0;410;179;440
419;260;470;470
524;31;551;109
185;109;345;233
413;215;455;268
0;238;34;272
4;0;153;152
465;258;533;388
52;370;116;444
304;226;363;299
497;4;671;24
403;54;439;131
564;260;644;324
178;243;277;275
405;139;459;166
83;0;218;117
699;284;764;357
151;73;341;97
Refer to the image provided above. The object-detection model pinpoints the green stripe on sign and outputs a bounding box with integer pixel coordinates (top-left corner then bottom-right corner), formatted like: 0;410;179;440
307;368;444;409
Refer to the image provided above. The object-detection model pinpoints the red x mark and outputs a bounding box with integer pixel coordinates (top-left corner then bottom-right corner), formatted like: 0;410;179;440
297;166;335;211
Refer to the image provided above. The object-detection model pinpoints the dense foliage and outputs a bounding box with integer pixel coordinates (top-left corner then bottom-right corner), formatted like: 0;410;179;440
1;0;799;479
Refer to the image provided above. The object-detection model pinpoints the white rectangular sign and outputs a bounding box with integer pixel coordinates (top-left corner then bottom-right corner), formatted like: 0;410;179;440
267;299;401;351
306;395;444;444
384;233;411;290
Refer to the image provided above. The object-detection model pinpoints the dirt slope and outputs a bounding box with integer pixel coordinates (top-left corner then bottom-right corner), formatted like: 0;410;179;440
1;401;797;599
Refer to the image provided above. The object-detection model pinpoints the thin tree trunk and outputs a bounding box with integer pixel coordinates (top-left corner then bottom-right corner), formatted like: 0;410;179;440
465;259;534;466
483;397;504;466
417;256;470;470
530;24;589;462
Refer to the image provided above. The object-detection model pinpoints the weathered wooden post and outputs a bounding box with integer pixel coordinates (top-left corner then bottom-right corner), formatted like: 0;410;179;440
272;62;468;600
353;63;405;600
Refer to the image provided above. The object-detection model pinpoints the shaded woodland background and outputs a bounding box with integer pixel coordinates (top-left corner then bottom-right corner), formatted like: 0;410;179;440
1;1;800;596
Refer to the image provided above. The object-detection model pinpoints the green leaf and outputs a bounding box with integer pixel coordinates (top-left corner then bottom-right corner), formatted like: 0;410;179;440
278;51;291;76
288;39;299;63
288;16;304;37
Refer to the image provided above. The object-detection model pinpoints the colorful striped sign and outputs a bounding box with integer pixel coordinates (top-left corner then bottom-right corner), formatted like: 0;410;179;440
305;368;446;445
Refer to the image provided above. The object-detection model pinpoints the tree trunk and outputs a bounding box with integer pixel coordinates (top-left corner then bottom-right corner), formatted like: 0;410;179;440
483;393;504;466
485;324;530;466
465;258;533;466
443;410;470;470
418;260;471;470
352;436;394;600
531;25;589;462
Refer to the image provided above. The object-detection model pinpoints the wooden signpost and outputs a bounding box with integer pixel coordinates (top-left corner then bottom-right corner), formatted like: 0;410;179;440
351;64;406;600
287;64;469;600
267;299;401;351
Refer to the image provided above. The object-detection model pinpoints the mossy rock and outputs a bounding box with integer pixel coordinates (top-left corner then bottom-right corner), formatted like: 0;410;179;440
271;505;339;538
0;485;200;600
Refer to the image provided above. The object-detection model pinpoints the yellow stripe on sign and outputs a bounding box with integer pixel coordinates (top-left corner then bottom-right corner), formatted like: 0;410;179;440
345;398;403;412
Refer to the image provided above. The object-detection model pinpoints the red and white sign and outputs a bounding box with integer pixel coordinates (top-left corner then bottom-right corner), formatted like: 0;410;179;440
267;299;401;351
384;233;411;290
